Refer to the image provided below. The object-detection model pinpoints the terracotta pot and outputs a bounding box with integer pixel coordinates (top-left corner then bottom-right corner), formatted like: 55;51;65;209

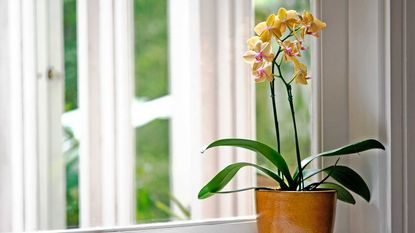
255;189;337;233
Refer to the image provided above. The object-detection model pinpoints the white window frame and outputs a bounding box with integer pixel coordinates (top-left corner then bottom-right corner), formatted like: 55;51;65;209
314;0;414;232
1;0;414;232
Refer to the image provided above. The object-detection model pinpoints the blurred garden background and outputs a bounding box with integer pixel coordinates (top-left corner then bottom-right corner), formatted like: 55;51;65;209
62;0;311;228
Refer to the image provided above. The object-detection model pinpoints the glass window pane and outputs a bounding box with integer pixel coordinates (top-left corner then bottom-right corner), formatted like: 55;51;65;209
134;0;173;223
134;0;169;100
63;0;79;228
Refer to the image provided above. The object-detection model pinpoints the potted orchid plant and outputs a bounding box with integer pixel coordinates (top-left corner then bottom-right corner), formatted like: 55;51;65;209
197;7;385;233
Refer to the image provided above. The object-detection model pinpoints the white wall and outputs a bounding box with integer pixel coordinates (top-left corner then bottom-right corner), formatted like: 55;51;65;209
317;0;415;232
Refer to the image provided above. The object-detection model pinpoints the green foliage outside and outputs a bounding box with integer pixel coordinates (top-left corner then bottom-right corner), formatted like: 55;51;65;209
134;0;169;100
63;0;79;228
63;0;78;112
134;0;176;223
135;119;170;222
255;0;311;172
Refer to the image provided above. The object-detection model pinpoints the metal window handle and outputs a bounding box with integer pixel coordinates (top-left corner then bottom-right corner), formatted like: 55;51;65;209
47;67;62;80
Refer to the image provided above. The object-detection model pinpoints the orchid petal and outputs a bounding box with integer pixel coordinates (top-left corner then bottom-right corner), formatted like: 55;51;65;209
254;22;267;36
261;42;272;56
247;36;260;50
259;30;272;42
266;14;276;26
242;51;257;63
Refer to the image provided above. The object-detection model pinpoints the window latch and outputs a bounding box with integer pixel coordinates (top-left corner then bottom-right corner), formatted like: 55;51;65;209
47;67;62;80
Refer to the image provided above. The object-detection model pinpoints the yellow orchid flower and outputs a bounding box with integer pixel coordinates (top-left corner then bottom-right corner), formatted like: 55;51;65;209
254;14;281;42
276;8;299;35
280;40;302;61
252;62;273;83
291;58;308;85
246;36;260;50
242;40;274;65
300;11;326;38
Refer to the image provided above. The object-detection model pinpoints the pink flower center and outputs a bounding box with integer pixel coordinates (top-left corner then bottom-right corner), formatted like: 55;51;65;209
255;52;264;62
257;68;266;77
285;47;293;56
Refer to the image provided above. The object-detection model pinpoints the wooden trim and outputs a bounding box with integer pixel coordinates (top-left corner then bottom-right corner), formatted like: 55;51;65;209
114;0;135;225
9;0;25;231
390;0;415;231
404;0;415;230
78;0;104;227
315;0;351;232
78;0;135;226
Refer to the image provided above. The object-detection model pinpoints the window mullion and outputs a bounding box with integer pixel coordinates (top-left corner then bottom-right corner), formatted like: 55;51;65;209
78;0;105;227
114;0;135;225
78;0;135;227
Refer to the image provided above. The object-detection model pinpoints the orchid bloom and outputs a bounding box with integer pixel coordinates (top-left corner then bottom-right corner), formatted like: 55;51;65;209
280;40;302;61
252;62;273;83
247;36;260;50
275;8;299;35
300;11;327;38
292;58;308;85
243;40;274;65
254;14;281;42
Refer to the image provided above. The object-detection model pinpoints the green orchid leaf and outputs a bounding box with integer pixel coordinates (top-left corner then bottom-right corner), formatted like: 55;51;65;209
203;138;294;188
324;165;371;202
319;182;356;204
295;139;384;178
198;162;287;199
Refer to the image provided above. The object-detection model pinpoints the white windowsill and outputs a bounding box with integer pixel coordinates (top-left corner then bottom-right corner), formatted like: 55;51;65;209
35;216;257;233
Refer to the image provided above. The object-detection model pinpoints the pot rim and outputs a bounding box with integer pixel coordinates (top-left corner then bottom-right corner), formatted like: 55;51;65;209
255;189;336;194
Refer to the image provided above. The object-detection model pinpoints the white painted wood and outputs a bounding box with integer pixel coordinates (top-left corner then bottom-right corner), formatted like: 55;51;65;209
78;0;135;226
21;0;39;230
0;0;23;231
198;0;222;218
0;0;66;230
39;0;66;229
0;0;12;230
99;0;117;226
216;0;237;217
404;0;415;230
388;0;404;231
77;0;104;227
347;0;388;231
389;0;415;232
36;0;51;229
37;217;257;233
232;0;255;216
317;0;415;232
168;0;204;220
314;1;351;232
8;0;25;231
114;0;135;225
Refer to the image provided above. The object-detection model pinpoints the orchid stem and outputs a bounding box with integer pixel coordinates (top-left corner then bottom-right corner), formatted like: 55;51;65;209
269;81;280;153
270;50;282;179
273;45;304;190
286;84;304;190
